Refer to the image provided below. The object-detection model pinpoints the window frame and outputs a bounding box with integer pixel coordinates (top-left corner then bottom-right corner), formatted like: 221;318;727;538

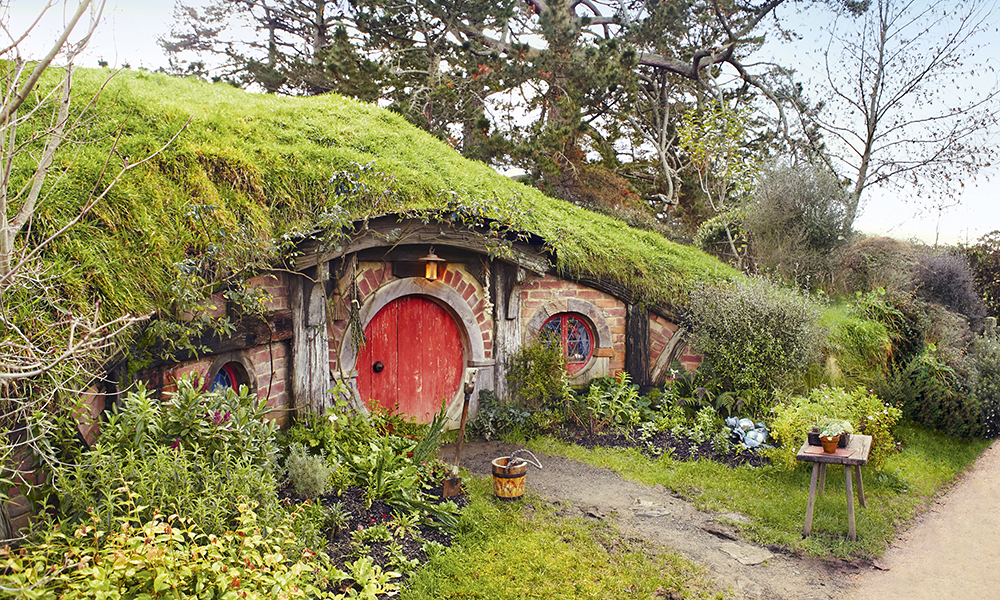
540;312;595;373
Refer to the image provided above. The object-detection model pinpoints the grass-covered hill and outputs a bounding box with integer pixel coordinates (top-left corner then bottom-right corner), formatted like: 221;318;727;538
25;67;737;323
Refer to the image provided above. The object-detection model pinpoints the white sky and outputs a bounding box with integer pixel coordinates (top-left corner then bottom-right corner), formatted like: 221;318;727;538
5;0;998;246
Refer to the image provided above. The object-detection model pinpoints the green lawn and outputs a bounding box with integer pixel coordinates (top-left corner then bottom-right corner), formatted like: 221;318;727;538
402;477;723;600
525;423;990;558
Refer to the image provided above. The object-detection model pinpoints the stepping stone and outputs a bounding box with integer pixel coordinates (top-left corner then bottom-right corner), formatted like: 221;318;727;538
630;497;671;517
719;542;773;566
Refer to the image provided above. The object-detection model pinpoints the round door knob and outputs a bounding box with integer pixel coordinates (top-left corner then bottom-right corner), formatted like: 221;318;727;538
372;361;384;373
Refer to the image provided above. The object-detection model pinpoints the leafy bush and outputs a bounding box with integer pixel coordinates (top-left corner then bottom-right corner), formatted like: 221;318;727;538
839;236;917;295
286;443;335;499
963;230;1000;317
469;389;536;441
913;251;986;331
853;289;927;368
971;332;1000;438
567;372;644;434
768;386;901;470
504;334;571;410
687;276;826;415
745;163;853;289
56;377;281;534
884;350;982;438
0;500;366;600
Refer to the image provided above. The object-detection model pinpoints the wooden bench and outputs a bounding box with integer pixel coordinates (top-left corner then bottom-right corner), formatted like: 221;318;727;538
796;434;872;541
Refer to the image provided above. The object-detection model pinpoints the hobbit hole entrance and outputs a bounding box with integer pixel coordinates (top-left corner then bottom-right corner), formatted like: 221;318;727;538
355;295;464;422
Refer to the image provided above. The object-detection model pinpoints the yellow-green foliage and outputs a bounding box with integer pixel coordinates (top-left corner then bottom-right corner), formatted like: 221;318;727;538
768;386;902;470
823;305;893;385
0;501;353;600
19;68;738;326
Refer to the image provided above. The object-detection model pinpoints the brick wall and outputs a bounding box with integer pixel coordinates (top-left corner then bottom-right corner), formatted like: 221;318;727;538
520;273;626;374
649;313;678;370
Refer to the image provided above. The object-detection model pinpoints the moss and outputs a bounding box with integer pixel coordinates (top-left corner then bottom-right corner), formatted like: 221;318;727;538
18;67;738;323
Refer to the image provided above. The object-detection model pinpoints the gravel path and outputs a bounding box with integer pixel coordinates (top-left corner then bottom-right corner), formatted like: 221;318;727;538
845;440;1000;600
442;439;998;599
442;441;855;599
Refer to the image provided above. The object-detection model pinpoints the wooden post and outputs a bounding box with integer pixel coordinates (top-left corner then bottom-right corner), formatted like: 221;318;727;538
845;465;857;541
804;463;819;536
492;262;520;401
290;270;332;416
625;304;650;386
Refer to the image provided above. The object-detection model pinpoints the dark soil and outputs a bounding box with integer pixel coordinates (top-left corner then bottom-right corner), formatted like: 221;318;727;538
554;425;771;468
280;483;467;592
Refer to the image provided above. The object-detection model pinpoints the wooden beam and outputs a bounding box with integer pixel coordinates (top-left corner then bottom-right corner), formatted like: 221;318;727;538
625;304;650;386
138;310;293;369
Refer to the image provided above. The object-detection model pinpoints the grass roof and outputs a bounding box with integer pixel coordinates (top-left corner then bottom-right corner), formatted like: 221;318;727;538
23;67;737;323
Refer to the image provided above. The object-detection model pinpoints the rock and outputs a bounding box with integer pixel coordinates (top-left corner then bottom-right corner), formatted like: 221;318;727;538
720;542;773;566
630;497;672;517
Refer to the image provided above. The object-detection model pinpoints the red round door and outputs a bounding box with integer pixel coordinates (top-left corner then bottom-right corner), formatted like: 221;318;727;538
356;296;464;422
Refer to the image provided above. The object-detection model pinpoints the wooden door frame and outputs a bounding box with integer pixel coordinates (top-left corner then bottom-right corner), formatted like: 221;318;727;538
336;276;490;425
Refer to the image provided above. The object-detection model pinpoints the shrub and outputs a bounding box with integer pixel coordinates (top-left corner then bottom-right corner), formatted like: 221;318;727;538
913;251;986;331
745;163;853;289
963;230;1000;317
886;350;982;438
504;334;571;410
971;332;1000;438
839;236;917;295
469;390;536;441
55;377;281;534
0;500;357;600
768;386;901;470
854;290;927;368
567;372;644;434
286;443;335;499
687;276;826;415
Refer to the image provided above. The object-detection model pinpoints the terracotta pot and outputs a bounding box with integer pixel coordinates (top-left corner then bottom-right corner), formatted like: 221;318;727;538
820;435;840;454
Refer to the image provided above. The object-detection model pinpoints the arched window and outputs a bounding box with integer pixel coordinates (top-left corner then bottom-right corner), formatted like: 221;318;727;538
541;313;594;373
210;362;244;393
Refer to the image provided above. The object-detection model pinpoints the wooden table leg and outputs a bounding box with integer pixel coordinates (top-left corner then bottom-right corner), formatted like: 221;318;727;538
854;465;867;508
845;465;856;541
804;463;820;536
818;463;827;495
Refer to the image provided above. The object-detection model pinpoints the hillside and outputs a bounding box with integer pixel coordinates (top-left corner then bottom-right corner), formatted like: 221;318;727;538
22;67;737;323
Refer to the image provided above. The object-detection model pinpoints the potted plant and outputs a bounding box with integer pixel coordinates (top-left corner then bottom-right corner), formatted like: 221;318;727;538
818;419;853;453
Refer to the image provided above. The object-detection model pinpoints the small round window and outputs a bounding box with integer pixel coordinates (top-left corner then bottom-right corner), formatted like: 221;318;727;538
211;362;243;393
540;313;594;373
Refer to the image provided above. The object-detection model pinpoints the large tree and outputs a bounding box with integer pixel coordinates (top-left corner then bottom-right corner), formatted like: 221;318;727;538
161;1;861;207
802;0;1000;226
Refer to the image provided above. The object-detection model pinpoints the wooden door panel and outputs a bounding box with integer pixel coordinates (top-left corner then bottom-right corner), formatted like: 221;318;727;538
356;296;463;422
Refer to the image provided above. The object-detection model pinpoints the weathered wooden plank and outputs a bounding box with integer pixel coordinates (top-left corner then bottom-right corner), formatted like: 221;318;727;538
492;261;521;401
625;304;650;386
289;273;332;416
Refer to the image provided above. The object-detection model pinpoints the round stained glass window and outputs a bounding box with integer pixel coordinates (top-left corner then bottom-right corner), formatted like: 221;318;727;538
211;363;239;392
540;313;594;373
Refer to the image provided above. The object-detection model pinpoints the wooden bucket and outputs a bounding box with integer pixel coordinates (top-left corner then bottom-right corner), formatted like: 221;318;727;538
492;457;528;501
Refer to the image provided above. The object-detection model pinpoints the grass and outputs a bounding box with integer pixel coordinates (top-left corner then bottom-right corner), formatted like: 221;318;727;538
526;422;990;559
18;66;739;327
403;477;723;600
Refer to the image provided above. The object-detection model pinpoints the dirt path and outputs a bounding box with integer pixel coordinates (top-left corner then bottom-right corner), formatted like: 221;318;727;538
442;441;858;599
844;440;1000;600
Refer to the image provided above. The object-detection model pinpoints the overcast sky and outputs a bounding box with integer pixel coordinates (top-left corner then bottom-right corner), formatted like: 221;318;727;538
6;0;998;246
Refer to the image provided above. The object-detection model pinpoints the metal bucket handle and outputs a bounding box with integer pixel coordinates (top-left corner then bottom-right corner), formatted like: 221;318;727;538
503;448;543;473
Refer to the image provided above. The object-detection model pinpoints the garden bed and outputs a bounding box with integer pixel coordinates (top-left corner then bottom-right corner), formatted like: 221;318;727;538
555;425;771;468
